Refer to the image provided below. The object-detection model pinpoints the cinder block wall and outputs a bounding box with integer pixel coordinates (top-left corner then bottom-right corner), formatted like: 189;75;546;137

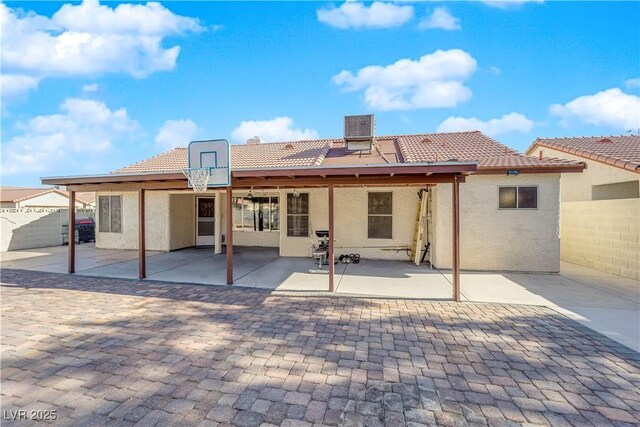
561;199;639;280
1;209;93;251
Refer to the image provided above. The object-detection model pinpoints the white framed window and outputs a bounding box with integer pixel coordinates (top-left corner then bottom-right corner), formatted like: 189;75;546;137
368;192;393;239
499;186;538;209
287;193;309;237
232;196;279;231
98;195;122;233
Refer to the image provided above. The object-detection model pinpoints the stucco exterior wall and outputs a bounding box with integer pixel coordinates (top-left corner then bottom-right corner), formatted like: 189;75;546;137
169;194;196;250
432;174;561;272
95;191;170;251
560;199;639;280
530;146;639;202
276;187;418;260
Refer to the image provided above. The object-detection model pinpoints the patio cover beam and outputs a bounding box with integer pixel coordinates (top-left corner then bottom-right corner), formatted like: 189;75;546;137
231;174;464;189
62;175;464;192
68;190;75;274
139;189;146;279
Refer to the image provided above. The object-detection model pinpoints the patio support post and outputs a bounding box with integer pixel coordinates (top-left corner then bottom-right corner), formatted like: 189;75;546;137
226;186;234;285
328;184;335;292
138;189;146;279
68;190;76;274
452;175;461;302
214;193;222;254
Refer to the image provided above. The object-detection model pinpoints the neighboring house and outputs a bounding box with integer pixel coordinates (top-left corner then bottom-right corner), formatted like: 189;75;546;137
44;130;584;274
0;187;94;209
526;135;639;280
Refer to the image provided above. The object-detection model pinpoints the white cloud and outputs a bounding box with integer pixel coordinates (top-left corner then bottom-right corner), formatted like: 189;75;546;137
0;74;41;99
437;112;534;136
1;98;140;175
418;7;460;31
333;49;477;111
550;88;640;130
155;119;199;150
0;1;203;99
231;117;319;143
482;0;544;9
625;78;640;89
487;66;501;75
317;1;414;29
82;83;99;92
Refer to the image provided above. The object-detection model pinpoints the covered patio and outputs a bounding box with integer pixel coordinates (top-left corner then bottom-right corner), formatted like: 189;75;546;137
42;161;477;301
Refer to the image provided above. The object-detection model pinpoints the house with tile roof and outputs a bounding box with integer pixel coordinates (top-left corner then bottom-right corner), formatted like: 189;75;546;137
0;187;94;209
526;135;639;280
43;129;584;295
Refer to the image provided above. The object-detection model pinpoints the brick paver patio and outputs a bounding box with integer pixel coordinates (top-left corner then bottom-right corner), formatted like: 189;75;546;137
1;269;639;426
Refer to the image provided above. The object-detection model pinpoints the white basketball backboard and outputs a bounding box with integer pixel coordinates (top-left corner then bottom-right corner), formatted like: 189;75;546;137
187;139;231;187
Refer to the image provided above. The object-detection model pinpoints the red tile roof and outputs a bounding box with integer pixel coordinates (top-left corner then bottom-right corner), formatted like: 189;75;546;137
397;131;579;171
527;135;640;173
115;140;334;173
113;131;583;175
0;187;61;203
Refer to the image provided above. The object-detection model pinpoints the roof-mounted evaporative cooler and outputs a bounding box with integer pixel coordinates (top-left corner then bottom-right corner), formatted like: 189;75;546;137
344;114;374;152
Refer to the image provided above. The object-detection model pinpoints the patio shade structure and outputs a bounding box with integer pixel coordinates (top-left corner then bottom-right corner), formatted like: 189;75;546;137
43;161;478;301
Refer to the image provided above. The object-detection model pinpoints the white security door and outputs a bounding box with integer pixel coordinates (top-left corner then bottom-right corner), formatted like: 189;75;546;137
196;197;215;246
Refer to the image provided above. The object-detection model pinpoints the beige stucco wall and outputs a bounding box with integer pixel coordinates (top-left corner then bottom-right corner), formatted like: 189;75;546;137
529;146;639;202
560;198;639;280
432;174;561;272
95;191;170;251
274;187;418;260
94;177;564;273
169;194;196;250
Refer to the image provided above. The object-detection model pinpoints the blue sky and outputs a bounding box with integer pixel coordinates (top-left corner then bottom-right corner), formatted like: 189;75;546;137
1;0;639;186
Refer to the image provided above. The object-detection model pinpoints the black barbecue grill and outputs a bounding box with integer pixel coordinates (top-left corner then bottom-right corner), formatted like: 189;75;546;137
62;217;95;245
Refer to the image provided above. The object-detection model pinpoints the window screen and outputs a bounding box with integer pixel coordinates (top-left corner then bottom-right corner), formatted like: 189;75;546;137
286;193;309;237
498;187;517;209
98;195;122;233
499;187;537;209
368;192;392;239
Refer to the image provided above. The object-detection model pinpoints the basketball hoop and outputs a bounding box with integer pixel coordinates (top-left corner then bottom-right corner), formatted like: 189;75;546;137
182;167;210;193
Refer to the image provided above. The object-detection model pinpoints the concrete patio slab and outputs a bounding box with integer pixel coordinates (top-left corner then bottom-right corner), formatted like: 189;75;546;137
336;259;452;299
457;263;640;352
235;257;343;291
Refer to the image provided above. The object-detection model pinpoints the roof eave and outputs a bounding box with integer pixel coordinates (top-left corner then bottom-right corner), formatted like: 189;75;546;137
475;164;586;175
42;161;479;186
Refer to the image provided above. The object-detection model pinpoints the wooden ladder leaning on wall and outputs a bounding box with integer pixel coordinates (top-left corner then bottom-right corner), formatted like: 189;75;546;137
410;189;428;266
